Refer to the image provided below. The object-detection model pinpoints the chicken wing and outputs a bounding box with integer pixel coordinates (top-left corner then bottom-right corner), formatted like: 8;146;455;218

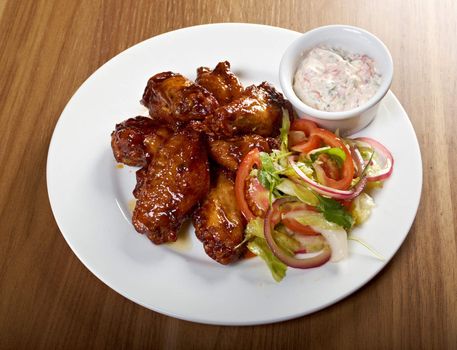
196;61;244;105
191;82;289;137
193;170;246;264
141;72;219;127
132;129;210;244
111;116;172;167
208;135;278;172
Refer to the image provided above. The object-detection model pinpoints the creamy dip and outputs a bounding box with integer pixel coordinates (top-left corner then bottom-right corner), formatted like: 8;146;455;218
293;46;382;112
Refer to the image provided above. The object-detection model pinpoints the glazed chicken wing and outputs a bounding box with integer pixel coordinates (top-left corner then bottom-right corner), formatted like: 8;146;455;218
141;72;219;127
208;135;277;172
196;61;244;105
191;82;288;137
111;116;172;167
193;170;246;264
132;129;210;244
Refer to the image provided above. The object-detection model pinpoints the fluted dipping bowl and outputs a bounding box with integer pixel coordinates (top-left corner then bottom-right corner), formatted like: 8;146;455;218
279;25;393;136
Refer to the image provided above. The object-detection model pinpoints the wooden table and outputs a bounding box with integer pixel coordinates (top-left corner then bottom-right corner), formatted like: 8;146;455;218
1;0;456;348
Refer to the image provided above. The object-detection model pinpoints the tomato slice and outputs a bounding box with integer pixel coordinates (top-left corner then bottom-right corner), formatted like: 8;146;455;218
280;203;319;236
289;130;307;146
289;119;322;153
245;177;269;217
310;128;355;190
314;153;342;185
282;217;319;236
235;148;262;221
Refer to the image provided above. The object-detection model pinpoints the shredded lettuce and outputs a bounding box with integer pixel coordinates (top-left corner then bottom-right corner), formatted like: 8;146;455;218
351;192;375;225
244;218;299;253
293;210;345;231
236;217;264;249
247;238;287;282
279;109;290;154
365;181;384;191
274;228;301;255
243;218;299;281
281;162;313;181
245;217;264;239
258;153;281;187
348;235;385;260
276;178;319;206
257;111;294;203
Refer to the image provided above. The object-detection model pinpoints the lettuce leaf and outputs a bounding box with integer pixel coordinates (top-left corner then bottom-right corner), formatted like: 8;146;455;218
245;217;265;239
242;217;301;281
244;218;300;254
351;192;375;225
276;178;319;206
279;109;290;154
293;210;344;231
258;152;281;192
274;227;301;255
247;237;287;282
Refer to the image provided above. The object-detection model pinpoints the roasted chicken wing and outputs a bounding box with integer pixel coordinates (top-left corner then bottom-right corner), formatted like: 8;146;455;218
132;129;210;244
208;135;277;171
111;116;172;167
141;72;219;127
191;82;288;137
196;61;244;105
193;170;246;264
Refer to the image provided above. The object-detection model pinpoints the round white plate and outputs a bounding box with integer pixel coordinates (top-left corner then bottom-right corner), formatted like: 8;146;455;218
47;23;422;325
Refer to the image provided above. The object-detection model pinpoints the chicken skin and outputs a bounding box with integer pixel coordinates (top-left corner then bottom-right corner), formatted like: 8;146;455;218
196;61;244;105
111;116;172;167
208;135;277;172
193;170;246;264
133;165;147;199
132;129;210;244
190;82;288;137
141;72;219;127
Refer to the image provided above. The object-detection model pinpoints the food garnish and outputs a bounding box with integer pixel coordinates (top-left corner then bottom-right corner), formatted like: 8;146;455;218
237;111;394;281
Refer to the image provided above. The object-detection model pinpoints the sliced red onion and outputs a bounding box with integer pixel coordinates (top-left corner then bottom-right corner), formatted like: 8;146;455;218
264;198;331;269
312;226;348;262
354;137;394;182
288;156;367;200
350;145;365;177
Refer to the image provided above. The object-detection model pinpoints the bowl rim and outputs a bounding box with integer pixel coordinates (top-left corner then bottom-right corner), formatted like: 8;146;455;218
279;24;393;120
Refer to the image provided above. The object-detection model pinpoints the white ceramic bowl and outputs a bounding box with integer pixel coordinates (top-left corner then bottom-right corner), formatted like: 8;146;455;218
279;25;393;136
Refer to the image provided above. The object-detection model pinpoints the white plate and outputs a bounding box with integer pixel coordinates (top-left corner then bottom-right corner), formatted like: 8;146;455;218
47;23;422;325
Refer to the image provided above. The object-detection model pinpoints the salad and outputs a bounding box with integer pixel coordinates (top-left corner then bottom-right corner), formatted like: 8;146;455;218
235;111;394;281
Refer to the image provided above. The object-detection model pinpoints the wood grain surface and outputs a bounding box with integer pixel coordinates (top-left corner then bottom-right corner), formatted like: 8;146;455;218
1;0;456;349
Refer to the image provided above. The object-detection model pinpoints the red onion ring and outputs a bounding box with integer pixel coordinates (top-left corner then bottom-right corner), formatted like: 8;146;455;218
264;198;331;269
350;145;365;178
288;156;367;200
354;137;394;182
